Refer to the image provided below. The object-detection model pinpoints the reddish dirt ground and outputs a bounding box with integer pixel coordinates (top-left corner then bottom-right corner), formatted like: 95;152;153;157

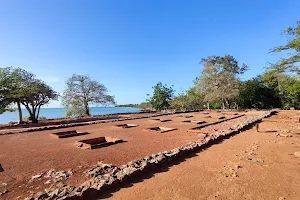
95;111;300;200
0;110;270;199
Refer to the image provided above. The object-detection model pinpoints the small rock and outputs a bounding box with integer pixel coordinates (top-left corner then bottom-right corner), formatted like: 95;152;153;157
235;165;242;169
44;180;51;185
278;197;285;200
0;182;7;187
30;173;43;181
0;189;8;196
248;158;264;163
275;133;292;137
248;151;256;156
294;151;300;157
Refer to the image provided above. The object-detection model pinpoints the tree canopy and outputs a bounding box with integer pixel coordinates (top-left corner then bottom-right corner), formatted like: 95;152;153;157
270;21;300;74
0;67;58;123
62;74;115;117
148;82;175;111
194;55;248;109
21;79;58;123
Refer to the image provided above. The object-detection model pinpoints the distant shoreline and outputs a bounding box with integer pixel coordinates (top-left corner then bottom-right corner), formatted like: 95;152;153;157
0;107;141;124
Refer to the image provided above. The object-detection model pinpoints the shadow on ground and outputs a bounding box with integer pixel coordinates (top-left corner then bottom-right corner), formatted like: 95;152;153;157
88;123;258;200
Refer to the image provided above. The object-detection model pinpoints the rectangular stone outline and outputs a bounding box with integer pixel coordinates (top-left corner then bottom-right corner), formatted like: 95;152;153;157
75;137;123;149
146;127;177;133
115;124;138;128
51;130;89;138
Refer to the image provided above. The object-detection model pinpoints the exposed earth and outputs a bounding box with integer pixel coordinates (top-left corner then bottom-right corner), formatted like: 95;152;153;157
0;110;299;200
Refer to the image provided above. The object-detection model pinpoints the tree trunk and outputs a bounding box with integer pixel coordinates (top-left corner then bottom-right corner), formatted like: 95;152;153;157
22;103;35;123
84;102;90;116
225;99;229;109
207;103;210;110
31;105;38;123
16;101;23;124
36;105;42;120
222;102;225;110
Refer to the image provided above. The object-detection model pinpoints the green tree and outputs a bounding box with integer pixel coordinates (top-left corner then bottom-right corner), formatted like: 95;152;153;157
270;21;300;74
0;67;35;124
62;74;115;117
238;78;277;109
170;92;189;111
148;82;174;111
286;81;300;109
139;102;152;110
21;79;58;123
195;55;248;109
261;70;297;109
0;67;58;123
170;87;203;111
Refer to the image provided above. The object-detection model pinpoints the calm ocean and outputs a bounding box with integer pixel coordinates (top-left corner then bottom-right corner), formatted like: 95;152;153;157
0;107;141;124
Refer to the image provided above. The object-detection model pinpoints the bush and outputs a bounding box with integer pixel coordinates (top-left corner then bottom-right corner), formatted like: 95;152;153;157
24;116;32;122
39;116;47;121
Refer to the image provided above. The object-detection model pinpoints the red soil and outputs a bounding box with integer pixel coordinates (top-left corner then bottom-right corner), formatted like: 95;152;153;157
98;111;300;200
0;110;268;199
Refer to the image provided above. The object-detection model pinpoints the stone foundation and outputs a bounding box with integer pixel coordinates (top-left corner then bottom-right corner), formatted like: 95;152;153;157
26;110;277;200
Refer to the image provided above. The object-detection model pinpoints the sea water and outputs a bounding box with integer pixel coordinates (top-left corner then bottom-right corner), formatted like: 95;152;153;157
0;107;141;124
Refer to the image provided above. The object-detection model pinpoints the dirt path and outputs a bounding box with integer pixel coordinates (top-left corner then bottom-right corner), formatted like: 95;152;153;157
101;111;300;200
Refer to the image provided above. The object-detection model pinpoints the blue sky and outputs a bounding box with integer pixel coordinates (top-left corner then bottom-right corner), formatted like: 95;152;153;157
0;0;299;107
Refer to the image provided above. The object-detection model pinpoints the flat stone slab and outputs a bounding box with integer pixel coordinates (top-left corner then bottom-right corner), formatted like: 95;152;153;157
182;120;206;124
51;130;89;138
75;137;123;149
115;124;138;128
152;119;172;122
146;127;177;133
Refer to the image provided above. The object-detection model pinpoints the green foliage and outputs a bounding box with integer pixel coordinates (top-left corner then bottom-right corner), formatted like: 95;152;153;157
0;67;57;123
148;82;174;111
238;78;277;109
23;116;31;122
286;81;300;109
170;93;189;111
260;70;298;109
39;116;47;121
211;102;221;109
0;67;58;123
21;79;58;123
62;74;115;117
0;102;14;114
0;67;35;119
62;95;86;118
195;55;247;109
116;103;152;110
170;87;203;111
270;21;300;74
116;104;139;108
139;102;152;110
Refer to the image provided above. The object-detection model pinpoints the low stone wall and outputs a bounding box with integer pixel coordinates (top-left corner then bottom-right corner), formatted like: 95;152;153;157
0;113;171;135
25;110;277;200
189;114;245;131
